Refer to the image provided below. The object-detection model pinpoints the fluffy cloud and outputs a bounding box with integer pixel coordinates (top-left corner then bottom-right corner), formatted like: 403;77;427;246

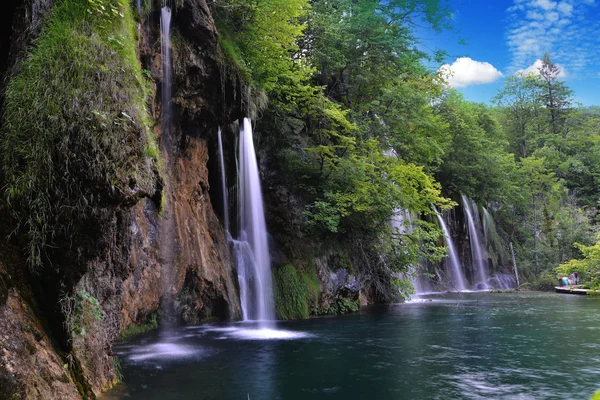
439;57;504;88
516;59;568;77
506;0;600;77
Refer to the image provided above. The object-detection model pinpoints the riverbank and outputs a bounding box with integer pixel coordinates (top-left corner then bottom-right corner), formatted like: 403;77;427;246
555;285;598;295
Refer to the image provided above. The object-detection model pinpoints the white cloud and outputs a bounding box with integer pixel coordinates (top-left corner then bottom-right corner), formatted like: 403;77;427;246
516;59;568;77
533;0;557;10
439;57;504;88
506;0;600;77
557;2;573;15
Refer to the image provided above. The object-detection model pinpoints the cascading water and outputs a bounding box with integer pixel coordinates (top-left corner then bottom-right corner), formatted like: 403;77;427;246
217;128;230;237
234;118;275;323
389;208;423;296
160;6;172;151
435;207;467;291
158;5;175;322
461;195;489;289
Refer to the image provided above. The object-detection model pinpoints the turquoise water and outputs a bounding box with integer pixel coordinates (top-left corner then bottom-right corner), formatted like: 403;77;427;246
103;292;600;399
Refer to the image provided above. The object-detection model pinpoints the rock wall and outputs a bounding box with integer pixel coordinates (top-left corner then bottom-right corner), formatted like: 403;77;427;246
0;0;245;397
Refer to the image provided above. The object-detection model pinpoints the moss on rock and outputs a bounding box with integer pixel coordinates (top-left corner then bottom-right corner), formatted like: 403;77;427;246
1;0;158;269
273;264;321;320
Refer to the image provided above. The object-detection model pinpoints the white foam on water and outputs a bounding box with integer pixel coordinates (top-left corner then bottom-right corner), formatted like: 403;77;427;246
225;327;312;340
128;342;202;362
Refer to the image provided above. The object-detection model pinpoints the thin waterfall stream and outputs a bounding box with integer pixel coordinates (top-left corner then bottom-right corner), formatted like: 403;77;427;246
158;6;176;321
435;207;467;291
160;6;172;153
461;195;489;289
217;128;230;237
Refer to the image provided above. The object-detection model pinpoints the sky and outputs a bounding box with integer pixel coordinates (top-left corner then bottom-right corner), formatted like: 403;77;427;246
425;0;600;106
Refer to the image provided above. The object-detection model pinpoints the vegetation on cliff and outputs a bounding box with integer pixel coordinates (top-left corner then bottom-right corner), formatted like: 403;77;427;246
1;0;157;270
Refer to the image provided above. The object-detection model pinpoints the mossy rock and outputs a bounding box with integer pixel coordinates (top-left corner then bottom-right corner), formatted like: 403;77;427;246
273;264;320;320
1;0;158;269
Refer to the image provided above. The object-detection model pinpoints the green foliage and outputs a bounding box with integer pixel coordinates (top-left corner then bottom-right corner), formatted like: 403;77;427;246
1;0;156;268
311;296;359;316
556;236;600;289
112;356;123;382
61;289;103;337
86;0;127;19
273;264;314;320
590;390;600;400
118;313;158;340
213;0;311;95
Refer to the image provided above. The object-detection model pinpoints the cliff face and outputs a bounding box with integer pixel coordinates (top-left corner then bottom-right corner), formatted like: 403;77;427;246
0;0;244;397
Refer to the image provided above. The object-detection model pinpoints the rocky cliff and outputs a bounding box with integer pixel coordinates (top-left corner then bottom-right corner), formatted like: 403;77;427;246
0;0;245;397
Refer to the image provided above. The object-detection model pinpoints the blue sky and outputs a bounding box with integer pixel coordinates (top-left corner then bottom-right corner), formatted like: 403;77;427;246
424;0;600;106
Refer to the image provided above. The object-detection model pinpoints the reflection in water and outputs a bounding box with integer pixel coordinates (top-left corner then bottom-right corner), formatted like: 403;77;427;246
104;293;600;400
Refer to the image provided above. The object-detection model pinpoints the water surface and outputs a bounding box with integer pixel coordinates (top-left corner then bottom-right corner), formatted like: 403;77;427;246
103;292;600;399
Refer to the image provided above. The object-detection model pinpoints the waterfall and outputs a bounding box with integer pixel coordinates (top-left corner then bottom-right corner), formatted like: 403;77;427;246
161;7;172;151
136;0;141;15
462;195;489;289
389;209;423;296
217;128;230;236
435;207;467;291
157;6;176;323
234;118;275;323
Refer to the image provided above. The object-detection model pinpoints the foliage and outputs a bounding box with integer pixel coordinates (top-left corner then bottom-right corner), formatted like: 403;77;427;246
556;235;600;289
117;313;158;341
1;0;157;269
311;296;359;316
273;264;310;320
60;289;103;337
212;0;311;96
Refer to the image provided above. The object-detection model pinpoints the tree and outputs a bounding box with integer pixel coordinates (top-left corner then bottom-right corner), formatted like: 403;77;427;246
494;74;544;158
538;53;573;139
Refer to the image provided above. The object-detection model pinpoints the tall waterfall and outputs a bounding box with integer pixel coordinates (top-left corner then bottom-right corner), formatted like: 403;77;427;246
435;207;467;291
462;195;489;289
234;118;275;323
160;7;172;150
158;6;175;322
217;128;230;236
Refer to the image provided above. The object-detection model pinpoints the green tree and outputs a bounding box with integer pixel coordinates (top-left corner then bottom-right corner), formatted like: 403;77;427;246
494;74;544;158
539;53;573;139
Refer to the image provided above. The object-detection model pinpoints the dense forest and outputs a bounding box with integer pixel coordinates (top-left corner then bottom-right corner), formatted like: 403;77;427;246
1;0;600;398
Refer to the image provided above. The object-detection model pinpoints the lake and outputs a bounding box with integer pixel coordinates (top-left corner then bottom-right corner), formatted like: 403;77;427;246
102;292;600;399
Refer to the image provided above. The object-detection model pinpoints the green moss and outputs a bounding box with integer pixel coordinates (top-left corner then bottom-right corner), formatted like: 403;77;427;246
273;264;310;320
118;312;158;340
1;0;157;268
